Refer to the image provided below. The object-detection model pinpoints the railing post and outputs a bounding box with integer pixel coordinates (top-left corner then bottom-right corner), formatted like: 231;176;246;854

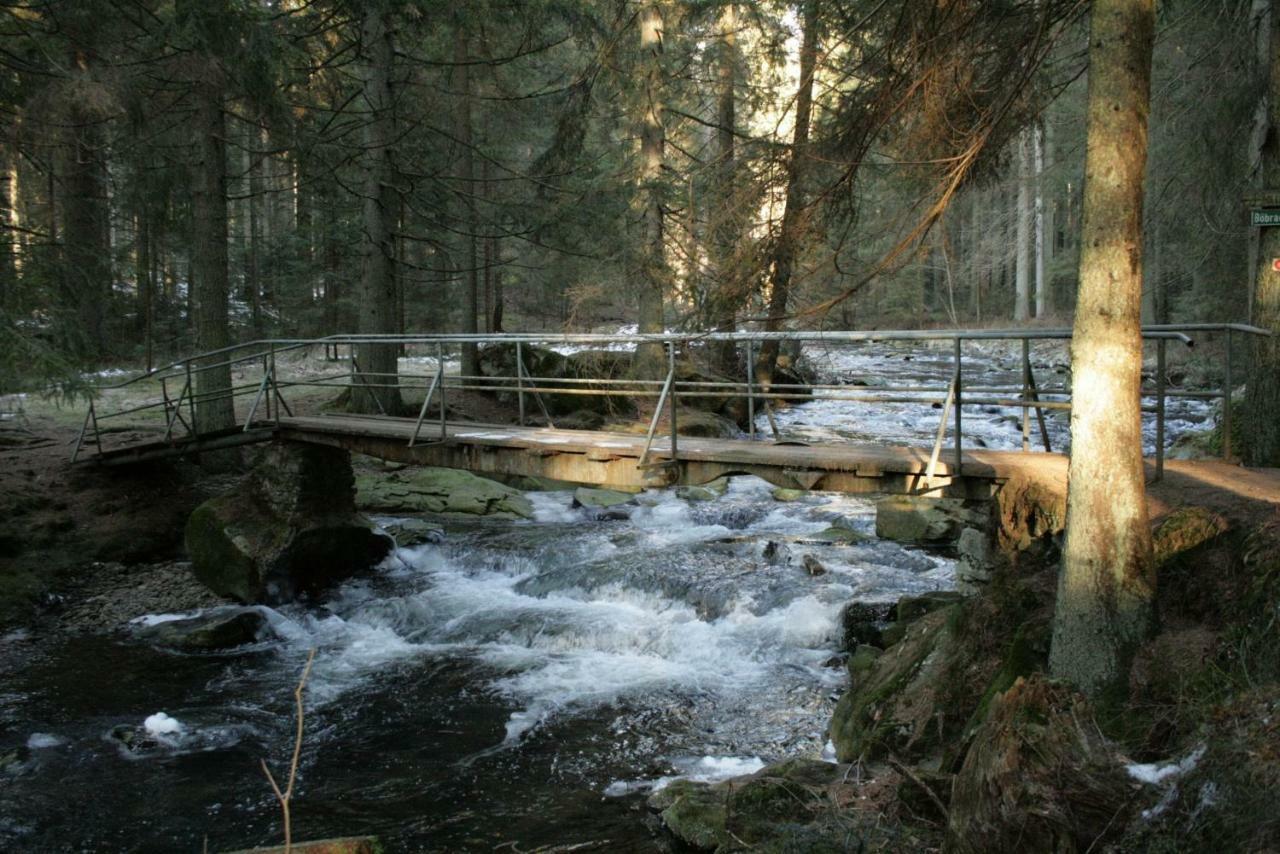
1021;338;1031;453
953;337;963;474
268;343;277;423
185;362;197;437
516;341;526;426
1155;337;1166;481
668;341;679;462
746;341;756;439
1222;328;1233;461
437;342;447;440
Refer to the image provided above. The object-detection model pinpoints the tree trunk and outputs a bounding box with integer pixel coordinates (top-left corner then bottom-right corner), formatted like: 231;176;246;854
757;0;818;384
1014;130;1032;322
635;1;669;377
1033;120;1047;319
247;125;264;337
456;22;480;379
190;71;235;432
710;2;739;373
1244;0;1280;466
58;48;110;362
1;145;18;310
1049;0;1156;707
353;4;402;415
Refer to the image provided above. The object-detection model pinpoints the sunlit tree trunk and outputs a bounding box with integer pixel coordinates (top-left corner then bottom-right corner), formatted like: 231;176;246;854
1049;0;1156;707
635;0;668;377
0;147;17;310
757;0;818;383
1244;0;1280;465
353;3;403;415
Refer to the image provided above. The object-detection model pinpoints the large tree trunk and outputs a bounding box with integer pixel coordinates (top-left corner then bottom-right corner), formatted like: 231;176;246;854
1244;1;1280;466
58;46;110;362
710;2;739;374
1049;0;1156;707
1033;120;1047;319
2;145;19;310
1014;129;1032;322
634;1;669;377
190;71;236;433
456;22;480;379
756;0;818;384
352;4;402;415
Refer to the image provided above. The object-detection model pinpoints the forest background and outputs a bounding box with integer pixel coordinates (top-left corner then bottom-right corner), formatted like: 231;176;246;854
0;0;1266;395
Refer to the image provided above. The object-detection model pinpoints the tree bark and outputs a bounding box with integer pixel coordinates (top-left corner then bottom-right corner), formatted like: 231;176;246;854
634;1;669;377
1014;129;1032;322
456;21;480;379
1244;0;1280;466
710;2;739;374
757;0;818;384
1049;0;1156;707
353;3;402;415
58;45;110;362
1033;121;1047;319
190;70;235;432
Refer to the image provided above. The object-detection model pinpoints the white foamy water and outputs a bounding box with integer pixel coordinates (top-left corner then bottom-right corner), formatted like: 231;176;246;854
132;476;954;792
763;340;1214;455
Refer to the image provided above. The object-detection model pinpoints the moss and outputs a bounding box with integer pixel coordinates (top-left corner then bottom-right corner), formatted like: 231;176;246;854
185;498;263;603
654;780;731;851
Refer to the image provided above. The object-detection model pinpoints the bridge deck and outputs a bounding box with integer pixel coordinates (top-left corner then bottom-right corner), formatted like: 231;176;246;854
271;414;1062;496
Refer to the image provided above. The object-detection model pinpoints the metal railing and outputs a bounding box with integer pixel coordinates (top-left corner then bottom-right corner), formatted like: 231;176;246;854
72;325;1272;481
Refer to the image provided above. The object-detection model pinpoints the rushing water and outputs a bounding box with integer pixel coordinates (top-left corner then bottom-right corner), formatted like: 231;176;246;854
0;477;953;852
761;340;1214;455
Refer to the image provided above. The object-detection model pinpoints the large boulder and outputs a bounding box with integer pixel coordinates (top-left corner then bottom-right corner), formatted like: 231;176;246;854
356;466;534;519
875;496;989;546
477;344;636;417
133;607;270;652
186;443;392;604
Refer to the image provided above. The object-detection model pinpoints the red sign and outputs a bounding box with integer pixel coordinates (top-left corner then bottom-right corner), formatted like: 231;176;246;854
1272;258;1280;272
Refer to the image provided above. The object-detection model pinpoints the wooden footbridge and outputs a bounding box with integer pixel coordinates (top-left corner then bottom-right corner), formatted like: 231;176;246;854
72;327;1268;499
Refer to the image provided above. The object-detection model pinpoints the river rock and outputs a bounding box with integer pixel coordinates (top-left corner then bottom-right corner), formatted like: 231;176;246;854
133;607;269;651
572;487;636;509
186;443;393;604
955;526;994;593
801;526;868;545
893;590;966;622
874;496;988;545
830;604;964;763
650;780;730;851
801;554;826;576
677;478;729;502
380;518;445;546
356;466;534;519
771;487;807;502
840;600;893;650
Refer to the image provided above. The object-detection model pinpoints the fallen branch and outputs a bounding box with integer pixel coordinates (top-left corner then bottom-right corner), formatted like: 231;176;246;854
261;648;317;854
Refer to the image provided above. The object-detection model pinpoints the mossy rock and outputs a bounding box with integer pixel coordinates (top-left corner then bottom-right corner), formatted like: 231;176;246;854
830;605;962;762
356;467;534;519
772;488;807;502
803;526;869;545
678;478;729;502
893;590;966;622
651;780;731;851
875;496;987;545
186;494;391;604
572;487;636;509
133;607;269;652
840;601;893;650
1153;506;1230;566
725;773;823;845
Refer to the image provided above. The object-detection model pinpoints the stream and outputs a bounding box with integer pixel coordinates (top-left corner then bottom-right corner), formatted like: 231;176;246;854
0;477;952;852
0;341;1216;851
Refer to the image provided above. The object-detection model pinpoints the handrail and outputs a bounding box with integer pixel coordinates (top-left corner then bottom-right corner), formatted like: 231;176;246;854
73;324;1271;475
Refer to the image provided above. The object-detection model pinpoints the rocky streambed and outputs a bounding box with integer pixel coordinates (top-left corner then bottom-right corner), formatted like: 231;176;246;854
0;456;972;852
